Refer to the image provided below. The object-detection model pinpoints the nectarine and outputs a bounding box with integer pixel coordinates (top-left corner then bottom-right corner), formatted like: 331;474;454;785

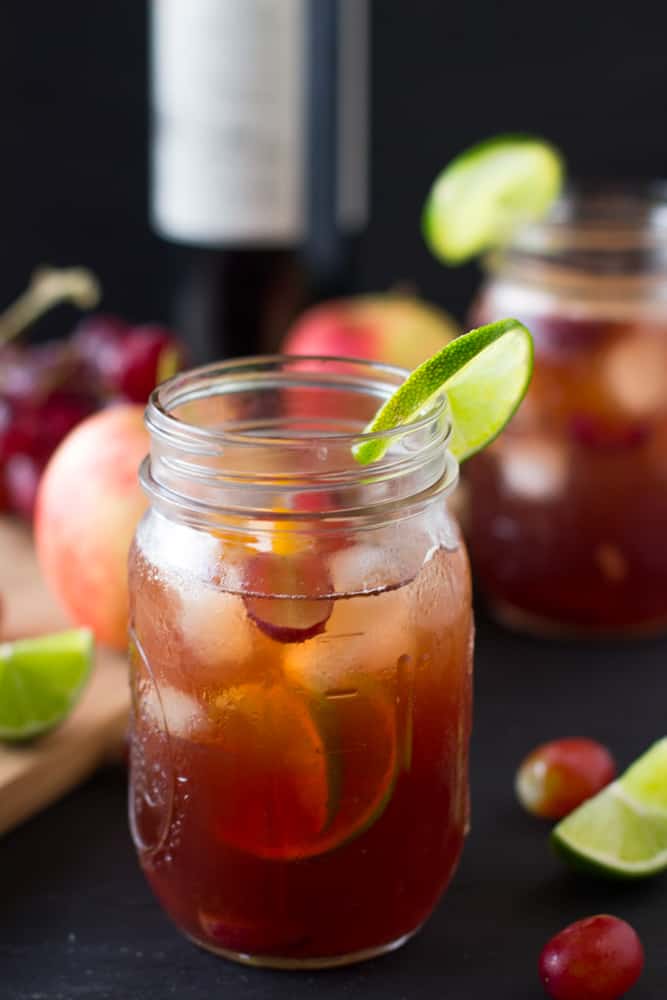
282;293;459;370
35;404;149;649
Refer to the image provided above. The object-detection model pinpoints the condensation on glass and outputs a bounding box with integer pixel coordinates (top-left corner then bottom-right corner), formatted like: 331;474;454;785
128;356;473;968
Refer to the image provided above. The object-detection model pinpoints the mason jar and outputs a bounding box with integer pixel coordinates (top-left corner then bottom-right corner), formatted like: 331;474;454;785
468;186;667;634
128;357;473;968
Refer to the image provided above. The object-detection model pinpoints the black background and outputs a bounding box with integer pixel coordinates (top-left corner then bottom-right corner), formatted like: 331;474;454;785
2;0;667;336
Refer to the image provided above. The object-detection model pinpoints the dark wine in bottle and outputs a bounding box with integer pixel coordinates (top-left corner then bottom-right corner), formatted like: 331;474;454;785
150;0;369;362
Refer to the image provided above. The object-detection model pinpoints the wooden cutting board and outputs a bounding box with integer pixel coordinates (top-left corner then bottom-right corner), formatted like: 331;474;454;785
0;517;130;836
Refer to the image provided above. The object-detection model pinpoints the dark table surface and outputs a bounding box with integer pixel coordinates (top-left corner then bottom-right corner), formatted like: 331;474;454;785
2;614;666;1000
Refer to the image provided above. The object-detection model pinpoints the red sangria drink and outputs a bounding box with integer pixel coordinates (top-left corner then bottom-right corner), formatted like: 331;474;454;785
128;357;473;968
468;187;667;633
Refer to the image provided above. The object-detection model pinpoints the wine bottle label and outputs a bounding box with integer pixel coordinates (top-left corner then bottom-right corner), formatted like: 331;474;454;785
151;0;306;244
151;0;368;246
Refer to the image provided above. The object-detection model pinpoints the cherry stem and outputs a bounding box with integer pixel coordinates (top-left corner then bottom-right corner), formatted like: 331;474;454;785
0;267;101;346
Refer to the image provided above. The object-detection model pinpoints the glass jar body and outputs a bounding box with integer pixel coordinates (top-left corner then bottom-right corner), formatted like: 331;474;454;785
129;502;472;967
127;356;472;968
470;254;667;634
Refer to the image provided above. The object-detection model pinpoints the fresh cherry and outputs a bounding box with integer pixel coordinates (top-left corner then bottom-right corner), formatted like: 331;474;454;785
73;313;129;387
0;398;33;460
110;324;186;402
0;392;96;465
0;341;88;404
73;316;185;402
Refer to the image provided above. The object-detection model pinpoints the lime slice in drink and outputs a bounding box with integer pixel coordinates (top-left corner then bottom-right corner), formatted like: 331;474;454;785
422;135;564;265
209;682;332;859
353;318;533;465
0;628;94;741
552;738;667;878
315;683;397;854
210;680;396;861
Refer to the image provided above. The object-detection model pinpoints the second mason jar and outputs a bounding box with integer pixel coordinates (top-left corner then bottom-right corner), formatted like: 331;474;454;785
468;186;667;634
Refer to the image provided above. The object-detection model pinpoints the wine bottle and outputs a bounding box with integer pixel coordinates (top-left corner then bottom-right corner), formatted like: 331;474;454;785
150;0;369;362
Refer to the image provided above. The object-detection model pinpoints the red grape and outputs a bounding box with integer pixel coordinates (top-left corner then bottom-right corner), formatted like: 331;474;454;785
243;552;333;643
539;915;644;999
110;324;185;402
516;738;616;820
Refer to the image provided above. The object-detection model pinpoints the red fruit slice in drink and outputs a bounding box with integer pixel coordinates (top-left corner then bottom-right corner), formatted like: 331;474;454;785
209;681;397;861
245;595;332;643
292;488;333;515
243;552;333;643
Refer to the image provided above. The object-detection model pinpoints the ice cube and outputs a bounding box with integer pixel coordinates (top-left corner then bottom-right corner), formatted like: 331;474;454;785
284;584;413;693
180;583;254;681
499;436;568;501
329;543;406;595
136;515;223;580
141;683;210;739
603;334;667;418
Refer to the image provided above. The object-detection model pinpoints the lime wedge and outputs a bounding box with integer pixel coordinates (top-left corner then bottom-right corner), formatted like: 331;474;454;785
423;135;564;265
552;738;667;878
353;318;533;465
0;628;94;741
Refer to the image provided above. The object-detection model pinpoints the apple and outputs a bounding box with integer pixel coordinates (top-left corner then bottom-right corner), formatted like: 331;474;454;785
281;293;459;369
35;404;149;650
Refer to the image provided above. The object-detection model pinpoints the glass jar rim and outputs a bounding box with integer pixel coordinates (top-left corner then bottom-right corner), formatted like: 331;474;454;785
143;355;457;528
511;180;667;247
485;180;667;287
147;354;449;451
